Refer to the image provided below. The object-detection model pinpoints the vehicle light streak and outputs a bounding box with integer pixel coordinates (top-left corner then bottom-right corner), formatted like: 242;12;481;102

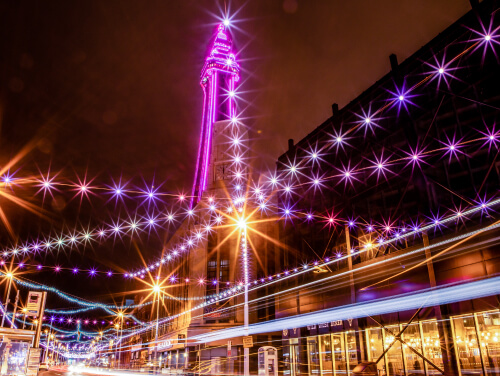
188;275;500;343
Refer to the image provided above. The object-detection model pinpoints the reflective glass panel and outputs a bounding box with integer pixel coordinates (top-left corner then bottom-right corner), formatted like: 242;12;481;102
452;315;483;375
476;311;500;376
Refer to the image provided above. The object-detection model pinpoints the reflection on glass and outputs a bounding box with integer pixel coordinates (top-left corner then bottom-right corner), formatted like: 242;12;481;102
346;331;358;372
308;337;321;376
367;327;384;368
0;341;30;375
319;334;333;376
385;325;404;376
332;334;347;375
402;323;425;375
453;315;483;375
476;311;500;376
420;320;443;375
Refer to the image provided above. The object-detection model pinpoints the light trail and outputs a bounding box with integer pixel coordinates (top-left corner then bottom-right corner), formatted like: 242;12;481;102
114;222;500;342
188;275;500;343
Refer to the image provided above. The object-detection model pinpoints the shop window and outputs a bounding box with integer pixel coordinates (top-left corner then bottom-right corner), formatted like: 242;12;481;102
384;325;404;376
420;320;443;374
475;311;500;375
401;323;424;375
367;328;384;373
307;337;321;376
452;315;483;375
346;331;358;372
319;334;333;376
332;333;347;374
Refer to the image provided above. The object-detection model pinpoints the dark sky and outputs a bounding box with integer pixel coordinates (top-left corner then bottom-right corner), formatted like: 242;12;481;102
0;0;472;305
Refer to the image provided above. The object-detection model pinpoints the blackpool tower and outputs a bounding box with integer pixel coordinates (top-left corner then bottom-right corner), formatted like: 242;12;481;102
191;22;240;206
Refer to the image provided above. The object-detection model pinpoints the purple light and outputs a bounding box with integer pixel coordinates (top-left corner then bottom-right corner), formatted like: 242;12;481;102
192;22;240;206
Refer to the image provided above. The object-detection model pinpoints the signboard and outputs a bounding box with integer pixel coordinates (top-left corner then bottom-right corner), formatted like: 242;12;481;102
227;340;232;357
243;336;253;348
157;339;173;350
26;292;43;317
25;347;42;376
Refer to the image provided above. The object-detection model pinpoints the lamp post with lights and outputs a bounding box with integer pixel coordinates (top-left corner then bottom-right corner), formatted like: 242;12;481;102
1;272;14;327
116;312;124;368
237;217;250;376
153;284;161;369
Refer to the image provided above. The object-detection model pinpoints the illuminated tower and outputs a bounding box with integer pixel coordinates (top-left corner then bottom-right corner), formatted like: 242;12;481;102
191;23;240;206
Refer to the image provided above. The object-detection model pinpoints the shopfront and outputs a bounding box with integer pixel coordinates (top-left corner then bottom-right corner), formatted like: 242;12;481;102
0;328;36;376
283;309;500;376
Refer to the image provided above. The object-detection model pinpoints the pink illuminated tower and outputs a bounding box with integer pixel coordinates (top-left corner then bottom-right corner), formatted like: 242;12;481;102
191;23;240;206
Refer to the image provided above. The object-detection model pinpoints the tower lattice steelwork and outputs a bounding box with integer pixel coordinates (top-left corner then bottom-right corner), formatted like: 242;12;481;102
191;23;240;206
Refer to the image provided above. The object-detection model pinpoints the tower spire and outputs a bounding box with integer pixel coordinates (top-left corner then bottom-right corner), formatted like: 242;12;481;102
191;23;240;206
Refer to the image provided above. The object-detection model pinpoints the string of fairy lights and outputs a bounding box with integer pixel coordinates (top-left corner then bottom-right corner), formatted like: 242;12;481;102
0;13;498;357
0;25;495;278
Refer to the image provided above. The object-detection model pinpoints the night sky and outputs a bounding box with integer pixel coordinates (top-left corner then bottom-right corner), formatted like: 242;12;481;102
0;0;472;306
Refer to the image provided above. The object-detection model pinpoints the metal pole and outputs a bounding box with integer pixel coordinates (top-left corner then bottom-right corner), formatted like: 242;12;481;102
154;291;160;369
242;229;249;376
1;277;13;327
118;318;123;368
11;290;19;328
44;331;51;362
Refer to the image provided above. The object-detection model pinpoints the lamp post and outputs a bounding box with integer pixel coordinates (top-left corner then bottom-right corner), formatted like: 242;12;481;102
241;227;250;376
1;272;14;327
43;329;51;362
153;284;161;370
117;312;124;368
114;322;120;368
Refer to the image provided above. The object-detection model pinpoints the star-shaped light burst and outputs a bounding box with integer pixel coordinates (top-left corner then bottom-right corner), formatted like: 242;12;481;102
329;128;350;153
478;124;499;152
403;144;428;172
441;133;465;162
107;178;129;206
368;151;393;182
388;82;418;116
424;53;461;89
354;105;382;136
468;19;500;63
36;170;60;201
337;162;359;188
306;144;324;166
141;183;163;209
72;173;95;203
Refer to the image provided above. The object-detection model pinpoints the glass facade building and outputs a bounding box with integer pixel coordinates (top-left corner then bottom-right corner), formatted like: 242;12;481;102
281;309;500;376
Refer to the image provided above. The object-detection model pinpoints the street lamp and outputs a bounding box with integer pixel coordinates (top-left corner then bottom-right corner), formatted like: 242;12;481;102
44;329;52;362
240;224;250;376
153;283;162;370
1;272;14;327
116;312;124;368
